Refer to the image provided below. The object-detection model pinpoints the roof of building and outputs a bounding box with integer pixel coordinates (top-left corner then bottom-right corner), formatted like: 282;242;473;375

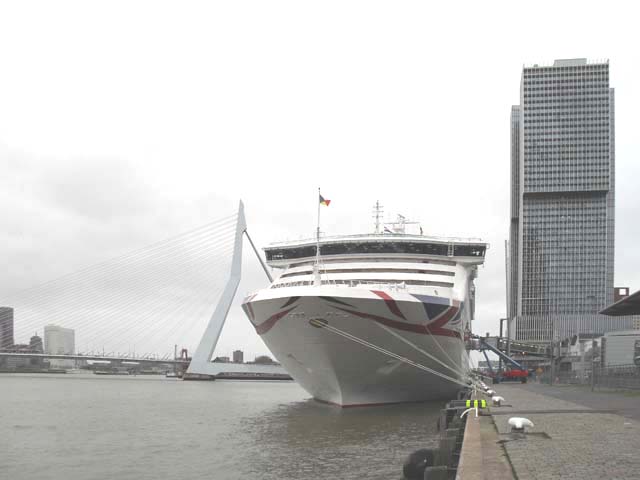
600;289;640;316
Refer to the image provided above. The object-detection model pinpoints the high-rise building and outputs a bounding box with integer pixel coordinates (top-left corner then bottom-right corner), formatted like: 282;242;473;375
29;333;44;353
44;325;75;355
508;58;633;342
233;349;244;363
0;307;14;350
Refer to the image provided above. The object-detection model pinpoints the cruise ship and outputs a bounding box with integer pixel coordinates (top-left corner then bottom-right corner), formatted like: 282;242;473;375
242;217;487;406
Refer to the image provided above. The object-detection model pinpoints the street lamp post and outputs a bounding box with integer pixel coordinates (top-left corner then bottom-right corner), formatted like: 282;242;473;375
549;316;556;386
591;339;597;392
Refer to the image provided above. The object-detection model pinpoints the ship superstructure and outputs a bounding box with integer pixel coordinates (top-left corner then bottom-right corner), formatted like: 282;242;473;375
242;215;487;406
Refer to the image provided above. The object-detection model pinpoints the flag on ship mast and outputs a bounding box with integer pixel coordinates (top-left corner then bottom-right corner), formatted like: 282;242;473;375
319;194;331;206
314;188;330;283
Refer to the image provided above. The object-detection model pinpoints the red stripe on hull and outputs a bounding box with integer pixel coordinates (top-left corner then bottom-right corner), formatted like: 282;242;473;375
371;290;407;319
253;306;297;335
334;306;460;339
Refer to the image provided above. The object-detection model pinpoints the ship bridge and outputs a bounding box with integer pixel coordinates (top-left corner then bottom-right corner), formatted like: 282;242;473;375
264;234;488;268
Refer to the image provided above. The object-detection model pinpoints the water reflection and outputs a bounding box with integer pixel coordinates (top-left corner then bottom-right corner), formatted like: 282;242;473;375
3;375;445;480
239;398;443;480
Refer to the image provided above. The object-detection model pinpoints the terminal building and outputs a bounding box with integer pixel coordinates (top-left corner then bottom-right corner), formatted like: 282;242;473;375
507;58;635;343
601;288;640;366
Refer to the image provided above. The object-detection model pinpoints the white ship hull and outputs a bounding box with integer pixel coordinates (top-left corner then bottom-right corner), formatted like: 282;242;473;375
243;286;470;406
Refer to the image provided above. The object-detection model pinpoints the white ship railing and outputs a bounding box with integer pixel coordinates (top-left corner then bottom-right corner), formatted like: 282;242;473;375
267;232;485;247
270;279;418;291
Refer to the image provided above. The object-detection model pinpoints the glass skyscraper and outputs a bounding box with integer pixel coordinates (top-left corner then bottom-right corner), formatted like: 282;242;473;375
508;58;632;342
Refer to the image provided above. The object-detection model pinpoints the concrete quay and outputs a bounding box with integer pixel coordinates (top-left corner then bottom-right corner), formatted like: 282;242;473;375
457;384;640;480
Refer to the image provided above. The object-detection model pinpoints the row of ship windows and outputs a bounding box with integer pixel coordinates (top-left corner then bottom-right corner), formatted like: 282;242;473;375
266;242;486;261
280;268;456;279
288;257;457;267
271;279;454;289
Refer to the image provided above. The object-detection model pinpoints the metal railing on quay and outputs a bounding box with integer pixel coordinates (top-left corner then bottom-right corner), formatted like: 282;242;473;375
538;363;640;391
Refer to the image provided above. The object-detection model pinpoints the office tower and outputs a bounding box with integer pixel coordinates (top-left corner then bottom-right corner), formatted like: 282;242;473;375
29;333;44;353
0;307;14;350
233;349;244;363
44;324;75;355
508;59;632;342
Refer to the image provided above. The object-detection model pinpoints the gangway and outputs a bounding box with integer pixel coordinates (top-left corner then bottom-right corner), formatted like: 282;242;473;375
472;334;524;372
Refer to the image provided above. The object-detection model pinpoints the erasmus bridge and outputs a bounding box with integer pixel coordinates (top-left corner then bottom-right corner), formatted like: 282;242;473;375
0;202;287;378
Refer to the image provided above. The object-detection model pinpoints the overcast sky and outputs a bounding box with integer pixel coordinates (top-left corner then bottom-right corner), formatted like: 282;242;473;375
1;1;639;360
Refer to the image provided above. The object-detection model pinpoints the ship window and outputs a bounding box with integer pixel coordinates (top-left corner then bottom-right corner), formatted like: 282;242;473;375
452;245;486;257
266;242;483;261
280;268;455;278
266;245;317;261
270;279;454;289
320;242;450;256
266;242;451;261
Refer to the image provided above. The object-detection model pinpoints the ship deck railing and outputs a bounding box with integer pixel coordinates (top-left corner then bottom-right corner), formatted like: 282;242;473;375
270;279;419;291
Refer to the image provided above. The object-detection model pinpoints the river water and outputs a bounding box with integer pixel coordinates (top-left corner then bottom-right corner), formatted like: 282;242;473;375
1;373;443;480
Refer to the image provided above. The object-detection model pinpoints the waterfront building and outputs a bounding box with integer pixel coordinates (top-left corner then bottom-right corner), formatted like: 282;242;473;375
44;324;75;355
508;58;633;342
253;355;274;365
601;330;640;367
0;306;14;350
232;349;244;363
30;333;44;353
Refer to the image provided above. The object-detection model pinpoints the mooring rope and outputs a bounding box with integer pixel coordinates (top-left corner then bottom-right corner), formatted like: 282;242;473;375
309;319;470;388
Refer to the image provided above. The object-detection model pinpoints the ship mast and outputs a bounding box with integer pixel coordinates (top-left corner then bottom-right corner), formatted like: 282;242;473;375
372;200;384;234
314;187;322;286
